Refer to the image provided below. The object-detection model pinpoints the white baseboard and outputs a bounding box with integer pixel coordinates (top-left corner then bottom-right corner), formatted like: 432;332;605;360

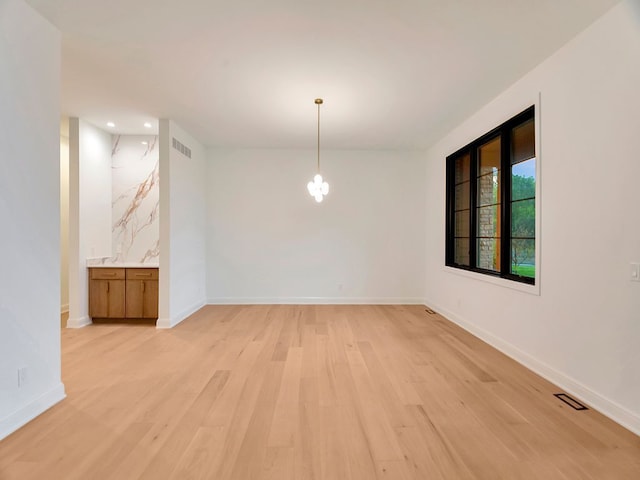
425;297;640;437
156;300;206;329
206;297;426;305
60;304;69;314
66;315;91;328
0;382;66;441
155;317;173;329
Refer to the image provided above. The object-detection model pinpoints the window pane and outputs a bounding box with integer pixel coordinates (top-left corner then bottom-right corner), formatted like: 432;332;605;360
451;152;471;268
511;118;534;165
476;202;501;272
511;158;536;201
477;137;501;209
454;238;470;266
478;136;501;176
511;115;535;281
511;198;535;238
476;238;501;272
455;211;470;237
476;204;501;239
477;173;500;207
455;181;470;211
511;239;535;278
454;153;470;183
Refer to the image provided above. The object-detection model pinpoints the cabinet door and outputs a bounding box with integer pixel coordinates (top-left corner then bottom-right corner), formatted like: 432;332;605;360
89;279;126;318
125;280;159;318
143;280;159;318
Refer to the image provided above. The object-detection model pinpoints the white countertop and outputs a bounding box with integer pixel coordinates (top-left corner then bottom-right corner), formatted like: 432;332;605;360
86;263;159;268
86;258;158;268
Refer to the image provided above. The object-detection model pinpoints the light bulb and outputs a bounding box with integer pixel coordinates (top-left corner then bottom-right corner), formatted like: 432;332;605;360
307;174;329;202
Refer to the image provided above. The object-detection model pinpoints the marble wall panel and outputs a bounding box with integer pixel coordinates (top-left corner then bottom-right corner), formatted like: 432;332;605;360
111;135;159;263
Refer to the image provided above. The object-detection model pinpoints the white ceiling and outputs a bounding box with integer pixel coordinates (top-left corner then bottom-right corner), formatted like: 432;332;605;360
27;0;620;149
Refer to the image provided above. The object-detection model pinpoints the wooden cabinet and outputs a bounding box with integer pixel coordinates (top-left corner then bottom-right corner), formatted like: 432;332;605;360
125;268;159;319
89;267;158;320
89;268;126;318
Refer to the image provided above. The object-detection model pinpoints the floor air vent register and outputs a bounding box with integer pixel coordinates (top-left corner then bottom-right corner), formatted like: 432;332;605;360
554;393;589;411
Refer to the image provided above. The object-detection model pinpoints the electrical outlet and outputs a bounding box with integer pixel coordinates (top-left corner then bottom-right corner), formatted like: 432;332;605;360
631;263;640;282
18;366;27;387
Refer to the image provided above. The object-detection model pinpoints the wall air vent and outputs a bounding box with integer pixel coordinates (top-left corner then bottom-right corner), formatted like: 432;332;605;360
172;137;192;158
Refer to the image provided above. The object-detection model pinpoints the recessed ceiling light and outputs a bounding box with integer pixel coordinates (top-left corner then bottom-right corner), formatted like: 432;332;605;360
107;122;115;127
141;141;148;145
143;122;152;128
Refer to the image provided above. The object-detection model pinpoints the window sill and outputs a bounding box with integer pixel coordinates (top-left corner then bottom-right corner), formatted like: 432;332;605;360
444;265;540;296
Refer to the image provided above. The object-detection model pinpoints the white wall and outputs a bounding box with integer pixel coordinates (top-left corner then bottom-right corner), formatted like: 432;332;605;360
424;0;640;435
0;0;65;440
60;132;69;314
67;119;113;328
157;120;207;328
206;148;426;303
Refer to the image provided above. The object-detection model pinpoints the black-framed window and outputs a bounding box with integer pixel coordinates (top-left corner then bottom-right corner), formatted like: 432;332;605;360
446;106;536;285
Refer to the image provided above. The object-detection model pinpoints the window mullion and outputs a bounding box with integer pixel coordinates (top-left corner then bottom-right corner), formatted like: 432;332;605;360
445;158;454;264
469;146;478;269
501;127;511;276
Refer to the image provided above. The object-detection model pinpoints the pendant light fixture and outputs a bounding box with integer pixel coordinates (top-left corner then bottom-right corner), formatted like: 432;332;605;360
307;98;329;203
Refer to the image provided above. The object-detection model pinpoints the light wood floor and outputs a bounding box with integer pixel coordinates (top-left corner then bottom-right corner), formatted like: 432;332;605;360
2;305;639;479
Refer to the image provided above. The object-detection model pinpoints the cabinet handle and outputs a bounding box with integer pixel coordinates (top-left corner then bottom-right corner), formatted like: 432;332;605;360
137;273;152;277
142;281;145;293
107;281;110;293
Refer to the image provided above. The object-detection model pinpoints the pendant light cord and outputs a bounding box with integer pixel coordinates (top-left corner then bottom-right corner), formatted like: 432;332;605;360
317;101;321;173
